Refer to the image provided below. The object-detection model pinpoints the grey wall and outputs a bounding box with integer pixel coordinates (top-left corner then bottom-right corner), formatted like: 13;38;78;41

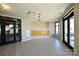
74;4;79;55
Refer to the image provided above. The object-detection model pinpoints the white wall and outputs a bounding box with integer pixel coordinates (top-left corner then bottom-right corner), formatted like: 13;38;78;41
22;19;31;42
22;19;51;41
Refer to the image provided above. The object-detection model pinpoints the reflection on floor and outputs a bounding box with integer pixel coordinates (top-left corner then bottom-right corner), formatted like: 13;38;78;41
0;37;74;56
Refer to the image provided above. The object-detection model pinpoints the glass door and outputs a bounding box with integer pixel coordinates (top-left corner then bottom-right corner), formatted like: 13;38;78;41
0;16;21;45
15;19;21;41
5;21;15;43
69;16;74;48
63;12;74;49
55;21;60;39
64;19;68;43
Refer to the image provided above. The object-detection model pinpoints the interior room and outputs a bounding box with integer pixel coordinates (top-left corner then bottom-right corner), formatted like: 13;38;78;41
0;3;79;56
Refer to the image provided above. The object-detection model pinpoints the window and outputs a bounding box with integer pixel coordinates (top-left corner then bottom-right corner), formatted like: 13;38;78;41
70;16;74;48
63;11;74;49
55;22;60;35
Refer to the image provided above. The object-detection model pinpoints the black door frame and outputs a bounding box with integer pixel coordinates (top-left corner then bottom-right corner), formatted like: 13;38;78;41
0;16;21;45
63;12;74;49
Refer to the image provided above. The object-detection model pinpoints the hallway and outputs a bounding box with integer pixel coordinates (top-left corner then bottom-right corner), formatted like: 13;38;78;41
0;37;73;56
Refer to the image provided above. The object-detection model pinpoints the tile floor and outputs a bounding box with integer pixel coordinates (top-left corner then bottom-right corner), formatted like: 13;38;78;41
0;37;74;56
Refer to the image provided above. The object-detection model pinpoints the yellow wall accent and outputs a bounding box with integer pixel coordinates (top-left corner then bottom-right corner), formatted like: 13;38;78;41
31;30;49;36
31;22;49;36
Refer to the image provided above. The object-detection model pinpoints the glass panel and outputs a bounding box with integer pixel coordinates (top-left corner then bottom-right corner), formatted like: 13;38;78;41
70;16;74;48
64;20;68;43
56;23;59;34
15;20;21;41
16;24;20;41
5;22;14;42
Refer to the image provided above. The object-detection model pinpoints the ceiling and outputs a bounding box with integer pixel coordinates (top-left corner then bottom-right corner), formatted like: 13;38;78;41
0;3;71;22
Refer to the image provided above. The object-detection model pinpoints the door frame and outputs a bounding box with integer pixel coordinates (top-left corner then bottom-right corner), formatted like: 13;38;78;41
0;16;22;45
63;12;74;49
0;16;16;44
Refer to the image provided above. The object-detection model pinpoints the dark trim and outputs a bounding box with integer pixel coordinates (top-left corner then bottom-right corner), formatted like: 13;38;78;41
63;12;74;49
63;8;74;18
20;19;22;41
0;15;21;46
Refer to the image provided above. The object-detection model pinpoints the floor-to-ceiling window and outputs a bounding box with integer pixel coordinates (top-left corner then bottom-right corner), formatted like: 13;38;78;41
64;19;68;43
63;10;74;49
55;22;59;34
55;21;60;39
69;16;74;48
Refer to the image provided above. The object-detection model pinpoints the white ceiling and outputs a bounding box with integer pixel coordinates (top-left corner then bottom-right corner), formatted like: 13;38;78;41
0;3;71;21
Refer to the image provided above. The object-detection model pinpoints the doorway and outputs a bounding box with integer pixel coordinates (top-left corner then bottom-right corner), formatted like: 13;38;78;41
4;21;15;43
63;12;74;49
0;16;21;45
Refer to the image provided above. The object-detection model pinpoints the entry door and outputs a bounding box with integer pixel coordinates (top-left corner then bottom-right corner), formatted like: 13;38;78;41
69;16;74;48
63;12;74;49
0;16;21;45
5;21;15;43
64;19;68;43
0;20;16;44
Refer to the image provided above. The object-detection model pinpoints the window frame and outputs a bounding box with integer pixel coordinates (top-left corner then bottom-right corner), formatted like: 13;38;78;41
55;21;60;35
